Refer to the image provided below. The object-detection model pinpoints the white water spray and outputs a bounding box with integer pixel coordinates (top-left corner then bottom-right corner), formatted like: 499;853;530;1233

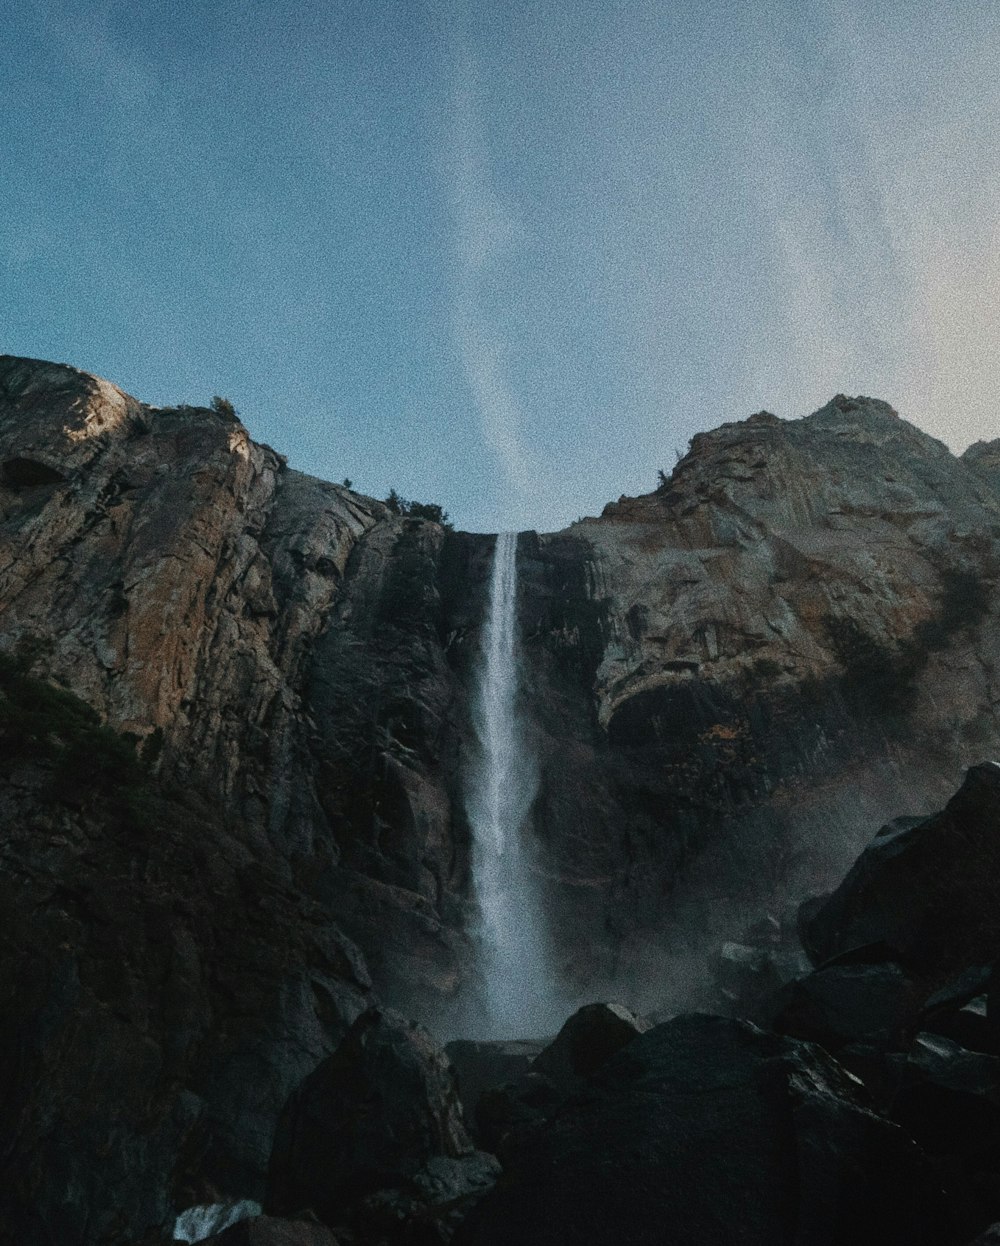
464;532;561;1037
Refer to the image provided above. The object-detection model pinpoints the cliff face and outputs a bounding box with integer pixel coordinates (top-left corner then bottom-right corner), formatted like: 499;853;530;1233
521;398;1000;996
5;360;1000;1016
5;357;1000;1241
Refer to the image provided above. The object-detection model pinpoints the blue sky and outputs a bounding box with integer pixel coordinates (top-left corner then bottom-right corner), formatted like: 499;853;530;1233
3;1;999;532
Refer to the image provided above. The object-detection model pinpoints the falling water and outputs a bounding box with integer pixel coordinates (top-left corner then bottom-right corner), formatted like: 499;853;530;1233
464;532;560;1037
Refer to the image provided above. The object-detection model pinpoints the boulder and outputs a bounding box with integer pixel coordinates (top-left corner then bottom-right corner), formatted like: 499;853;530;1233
892;1034;1000;1160
530;1002;649;1088
443;1039;544;1140
205;1216;339;1245
455;1014;960;1246
924;994;997;1055
709;915;813;1019
890;1033;1000;1232
472;1003;648;1155
354;1153;500;1245
769;956;923;1051
966;1226;1000;1245
802;766;1000;977
267;1008;496;1235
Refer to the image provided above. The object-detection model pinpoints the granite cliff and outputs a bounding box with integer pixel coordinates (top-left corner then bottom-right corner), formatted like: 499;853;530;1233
4;356;1000;1242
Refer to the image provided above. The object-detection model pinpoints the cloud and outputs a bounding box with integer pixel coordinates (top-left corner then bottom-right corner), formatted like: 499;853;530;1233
446;47;539;504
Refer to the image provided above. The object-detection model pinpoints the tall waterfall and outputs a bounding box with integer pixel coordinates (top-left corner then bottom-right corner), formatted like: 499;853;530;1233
464;532;560;1037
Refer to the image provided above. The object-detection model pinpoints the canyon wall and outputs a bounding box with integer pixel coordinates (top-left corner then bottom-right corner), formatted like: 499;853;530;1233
5;355;1000;1241
4;359;1000;1018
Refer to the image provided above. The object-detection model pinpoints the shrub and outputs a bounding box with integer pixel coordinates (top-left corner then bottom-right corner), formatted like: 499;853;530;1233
384;490;451;529
210;395;237;421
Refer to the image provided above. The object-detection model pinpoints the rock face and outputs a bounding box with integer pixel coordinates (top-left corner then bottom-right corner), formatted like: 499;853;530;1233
519;397;1000;996
267;1008;498;1241
455;1014;959;1246
0;656;373;1245
267;1007;473;1220
0;356;474;1020
6;358;1000;1240
801;763;1000;979
5;361;1000;1022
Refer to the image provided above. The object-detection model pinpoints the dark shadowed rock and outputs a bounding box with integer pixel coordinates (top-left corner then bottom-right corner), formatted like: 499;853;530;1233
471;1003;648;1156
890;1033;1000;1232
925;967;995;1016
205;1216;339;1245
456;1014;960;1246
966;1225;1000;1245
923;984;998;1055
802;765;1000;977
267;1007;497;1235
892;1034;1000;1159
443;1040;544;1137
769;957;923;1051
531;1002;649;1087
709;911;813;1019
0;662;374;1246
354;1152;500;1245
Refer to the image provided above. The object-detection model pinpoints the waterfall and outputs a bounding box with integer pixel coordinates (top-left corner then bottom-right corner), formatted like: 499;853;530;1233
464;531;560;1037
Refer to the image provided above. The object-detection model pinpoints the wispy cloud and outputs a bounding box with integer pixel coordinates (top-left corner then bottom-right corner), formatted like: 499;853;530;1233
446;47;539;505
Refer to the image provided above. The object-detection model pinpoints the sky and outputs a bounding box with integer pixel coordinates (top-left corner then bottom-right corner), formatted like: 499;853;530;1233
3;0;1000;533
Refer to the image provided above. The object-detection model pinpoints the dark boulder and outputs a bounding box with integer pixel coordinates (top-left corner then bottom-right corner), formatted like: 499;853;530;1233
802;765;1000;977
892;1034;1000;1160
474;1070;562;1158
890;1033;1000;1232
205;1216;339;1245
769;956;923;1051
354;1152;500;1246
443;1040;543;1142
455;1014;960;1246
710;916;816;1020
924;991;997;1055
531;1002;649;1087
966;1226;1000;1244
472;1003;647;1156
267;1008;497;1236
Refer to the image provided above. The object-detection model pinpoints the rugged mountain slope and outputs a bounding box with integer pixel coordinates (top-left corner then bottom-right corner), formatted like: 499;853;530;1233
522;398;1000;996
3;357;1000;1028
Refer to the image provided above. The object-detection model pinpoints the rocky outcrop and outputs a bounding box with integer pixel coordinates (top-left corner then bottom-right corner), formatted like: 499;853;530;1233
7;362;1000;1025
267;1008;498;1242
0;356;472;1019
520;395;1000;996
0;658;373;1246
800;762;1000;979
7;358;1000;1241
455;1013;960;1246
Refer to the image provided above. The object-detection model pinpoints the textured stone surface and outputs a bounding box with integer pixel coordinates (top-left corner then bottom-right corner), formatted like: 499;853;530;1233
206;1216;340;1245
0;667;373;1246
801;764;1000;978
456;1014;960;1246
267;1008;498;1240
7;362;1000;1021
520;395;1000;995
6;359;1000;1242
443;1039;544;1138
